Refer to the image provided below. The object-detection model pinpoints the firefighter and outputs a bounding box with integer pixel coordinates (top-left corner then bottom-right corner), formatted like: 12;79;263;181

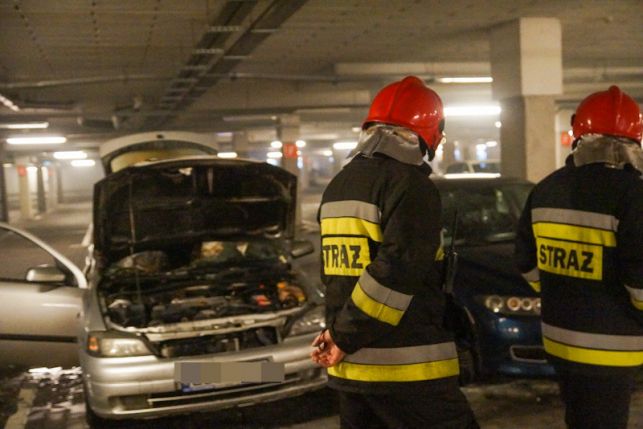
311;76;478;428
515;86;643;429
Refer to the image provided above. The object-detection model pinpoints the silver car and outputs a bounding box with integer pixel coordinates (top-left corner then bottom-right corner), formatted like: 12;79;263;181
0;132;327;425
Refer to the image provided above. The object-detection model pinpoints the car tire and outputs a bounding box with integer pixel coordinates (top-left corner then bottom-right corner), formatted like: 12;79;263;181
457;347;478;386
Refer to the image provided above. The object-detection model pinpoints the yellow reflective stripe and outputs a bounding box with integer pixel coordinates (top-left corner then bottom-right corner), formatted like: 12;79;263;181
351;282;404;326
321;217;383;242
529;281;541;293
543;338;643;367
435;246;445;261
532;222;616;247
328;358;460;382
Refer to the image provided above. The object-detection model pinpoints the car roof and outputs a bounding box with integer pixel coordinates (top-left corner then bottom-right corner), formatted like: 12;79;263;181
433;175;533;188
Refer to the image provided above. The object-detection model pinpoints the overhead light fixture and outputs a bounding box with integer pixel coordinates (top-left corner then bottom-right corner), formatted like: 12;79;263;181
437;77;493;84
494;121;502;128
444;105;501;117
295;140;306;148
0;121;49;130
6;136;67;145
71;159;96;167
3;163;13;168
351;126;362;133
270;140;283;149
217;151;238;159
53;151;87;160
486;141;498;147
0;93;20;111
333;141;358;150
267;151;283;159
321;150;333;157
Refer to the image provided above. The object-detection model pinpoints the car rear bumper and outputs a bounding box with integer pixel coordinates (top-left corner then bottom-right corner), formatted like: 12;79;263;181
81;333;326;419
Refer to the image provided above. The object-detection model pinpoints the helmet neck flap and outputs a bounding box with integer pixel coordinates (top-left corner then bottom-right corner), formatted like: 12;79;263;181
572;134;643;173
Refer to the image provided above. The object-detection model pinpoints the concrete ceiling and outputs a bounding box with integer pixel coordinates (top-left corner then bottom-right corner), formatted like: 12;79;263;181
0;0;641;154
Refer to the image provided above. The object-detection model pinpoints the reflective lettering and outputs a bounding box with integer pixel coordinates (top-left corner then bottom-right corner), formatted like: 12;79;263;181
322;237;371;276
536;237;602;280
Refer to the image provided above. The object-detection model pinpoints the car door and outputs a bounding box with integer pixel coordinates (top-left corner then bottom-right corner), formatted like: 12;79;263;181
0;223;86;368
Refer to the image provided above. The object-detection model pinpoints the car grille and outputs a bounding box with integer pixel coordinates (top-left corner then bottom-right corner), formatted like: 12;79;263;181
510;345;548;363
154;327;279;358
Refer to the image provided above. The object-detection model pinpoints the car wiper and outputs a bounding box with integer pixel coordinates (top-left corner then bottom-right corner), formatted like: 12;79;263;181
483;232;516;243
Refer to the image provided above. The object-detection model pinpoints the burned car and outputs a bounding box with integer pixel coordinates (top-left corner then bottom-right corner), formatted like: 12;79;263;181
76;141;326;421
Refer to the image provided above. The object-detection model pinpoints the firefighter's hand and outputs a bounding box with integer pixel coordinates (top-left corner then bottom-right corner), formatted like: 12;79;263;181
311;330;346;368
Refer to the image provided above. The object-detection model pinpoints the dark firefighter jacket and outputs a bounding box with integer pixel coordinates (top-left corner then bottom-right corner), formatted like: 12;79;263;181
515;137;643;375
318;152;459;394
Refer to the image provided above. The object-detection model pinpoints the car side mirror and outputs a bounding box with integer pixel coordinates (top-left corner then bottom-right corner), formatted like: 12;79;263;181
290;240;315;259
25;265;67;283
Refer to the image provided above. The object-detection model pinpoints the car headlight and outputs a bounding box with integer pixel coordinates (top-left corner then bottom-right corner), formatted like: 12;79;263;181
479;295;541;316
87;331;152;357
289;305;326;336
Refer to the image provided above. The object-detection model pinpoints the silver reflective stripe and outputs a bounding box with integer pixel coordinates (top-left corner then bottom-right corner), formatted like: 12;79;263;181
320;200;381;224
625;285;643;301
542;322;643;351
531;208;618;231
521;267;540;282
359;269;412;311
344;342;457;365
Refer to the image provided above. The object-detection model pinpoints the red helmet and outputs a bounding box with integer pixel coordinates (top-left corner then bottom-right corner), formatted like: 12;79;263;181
572;85;642;144
363;76;445;151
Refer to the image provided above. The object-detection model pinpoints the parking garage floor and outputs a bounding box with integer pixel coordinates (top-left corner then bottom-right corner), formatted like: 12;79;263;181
1;195;641;429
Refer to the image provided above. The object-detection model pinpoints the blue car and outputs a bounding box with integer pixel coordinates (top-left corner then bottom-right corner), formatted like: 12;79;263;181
435;176;555;379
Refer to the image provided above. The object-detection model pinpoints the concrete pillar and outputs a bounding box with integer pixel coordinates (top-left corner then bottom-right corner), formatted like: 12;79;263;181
490;18;562;182
278;114;300;176
0;142;8;222
36;161;47;214
278;114;302;225
56;162;64;203
232;131;250;159
556;108;575;168
47;165;58;210
15;156;33;219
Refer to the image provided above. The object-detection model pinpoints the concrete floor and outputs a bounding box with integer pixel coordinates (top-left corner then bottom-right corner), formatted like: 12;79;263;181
1;194;641;428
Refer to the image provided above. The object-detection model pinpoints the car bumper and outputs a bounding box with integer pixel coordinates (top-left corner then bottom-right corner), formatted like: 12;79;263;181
476;313;555;378
81;333;326;419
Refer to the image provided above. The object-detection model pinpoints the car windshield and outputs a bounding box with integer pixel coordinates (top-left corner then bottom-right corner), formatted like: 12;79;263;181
439;182;533;245
472;162;499;173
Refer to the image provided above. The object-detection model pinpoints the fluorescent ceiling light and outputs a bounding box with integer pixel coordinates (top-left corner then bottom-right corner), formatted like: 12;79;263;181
0;121;49;130
295;140;306;148
494;121;502;128
444;105;501;117
3;163;13;168
267;151;282;159
217;151;238;159
6;136;67;145
333;141;358;150
321;150;333;157
71;159;96;167
0;93;20;111
485;140;498;147
437;77;493;84
270;140;283;149
53;151;87;160
351;126;362;133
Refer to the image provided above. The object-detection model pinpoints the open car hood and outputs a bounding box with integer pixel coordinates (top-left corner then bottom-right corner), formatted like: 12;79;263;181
93;157;297;264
